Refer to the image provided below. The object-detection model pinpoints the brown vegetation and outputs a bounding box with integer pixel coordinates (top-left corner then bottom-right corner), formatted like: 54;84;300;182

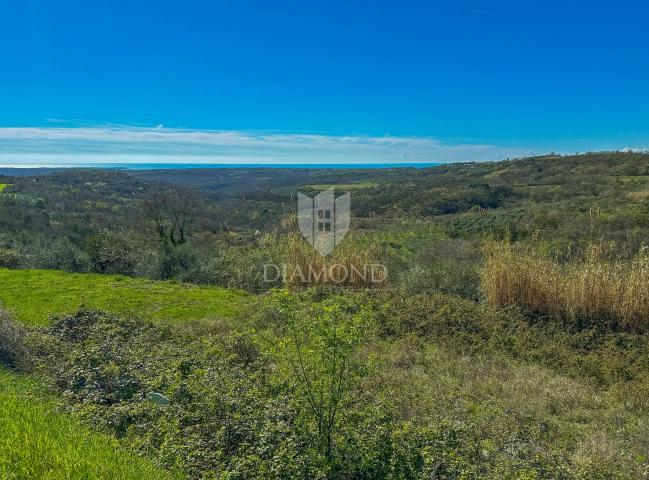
282;233;388;289
481;239;649;329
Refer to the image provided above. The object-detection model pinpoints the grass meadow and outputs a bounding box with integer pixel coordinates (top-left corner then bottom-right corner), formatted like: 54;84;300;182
0;268;248;326
0;368;179;479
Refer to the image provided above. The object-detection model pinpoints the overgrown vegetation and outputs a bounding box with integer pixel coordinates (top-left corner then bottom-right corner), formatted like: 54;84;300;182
482;239;649;331
3;152;649;292
2;286;649;478
2;152;649;478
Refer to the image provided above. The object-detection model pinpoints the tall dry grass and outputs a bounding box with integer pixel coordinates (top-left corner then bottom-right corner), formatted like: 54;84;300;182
282;233;388;289
481;239;649;329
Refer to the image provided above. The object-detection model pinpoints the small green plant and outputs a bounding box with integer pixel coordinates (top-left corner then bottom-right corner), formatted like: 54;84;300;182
275;292;370;464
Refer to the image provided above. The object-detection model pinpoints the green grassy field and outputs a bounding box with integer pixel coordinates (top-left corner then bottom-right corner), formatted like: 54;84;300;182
0;268;248;326
0;268;242;477
0;183;10;192
0;368;179;479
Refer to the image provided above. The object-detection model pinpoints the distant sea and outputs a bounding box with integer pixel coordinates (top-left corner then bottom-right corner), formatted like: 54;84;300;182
0;162;440;170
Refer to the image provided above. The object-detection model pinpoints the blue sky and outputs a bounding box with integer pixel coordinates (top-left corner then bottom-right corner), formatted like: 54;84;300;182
1;0;649;164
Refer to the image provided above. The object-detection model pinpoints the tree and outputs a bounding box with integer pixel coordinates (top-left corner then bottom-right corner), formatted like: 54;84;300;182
86;230;139;275
276;292;369;465
143;189;200;246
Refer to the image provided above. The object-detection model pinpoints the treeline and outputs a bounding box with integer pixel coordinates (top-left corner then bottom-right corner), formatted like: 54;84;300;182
2;151;649;292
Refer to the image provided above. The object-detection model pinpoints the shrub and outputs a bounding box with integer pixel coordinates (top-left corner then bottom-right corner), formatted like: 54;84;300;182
156;240;198;280
0;248;22;269
177;246;282;292
38;238;92;272
27;304;505;479
86;230;143;276
273;291;371;462
28;309;321;477
397;261;479;299
218;245;282;291
0;310;30;369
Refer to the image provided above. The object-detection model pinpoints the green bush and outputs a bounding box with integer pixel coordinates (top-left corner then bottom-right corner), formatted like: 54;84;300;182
396;261;479;299
22;303;523;479
0;311;30;370
86;230;144;275
0;248;21;269
156;240;198;280
38;238;92;272
27;310;333;477
180;245;283;292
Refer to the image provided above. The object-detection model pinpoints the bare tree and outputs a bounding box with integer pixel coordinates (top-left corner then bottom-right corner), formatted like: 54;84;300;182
143;189;200;245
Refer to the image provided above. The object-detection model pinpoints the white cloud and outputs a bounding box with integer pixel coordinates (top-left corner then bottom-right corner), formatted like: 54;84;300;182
0;127;537;165
465;8;499;16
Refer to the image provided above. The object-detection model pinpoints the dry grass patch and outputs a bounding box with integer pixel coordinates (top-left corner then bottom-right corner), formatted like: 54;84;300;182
481;239;649;330
282;233;387;289
627;189;649;201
